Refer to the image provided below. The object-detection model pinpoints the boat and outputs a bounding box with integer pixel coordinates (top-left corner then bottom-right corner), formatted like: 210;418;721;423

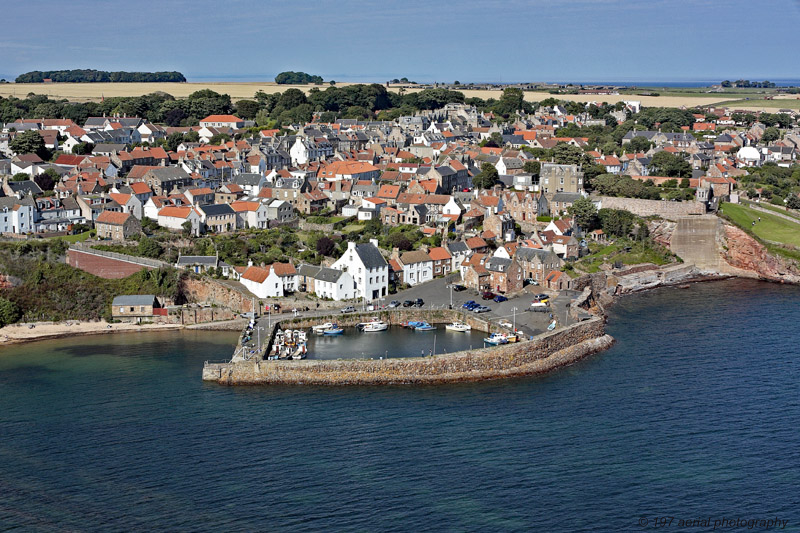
506;333;520;343
312;322;335;334
484;333;508;345
323;326;344;335
403;320;425;329
414;321;436;331
547;320;557;331
291;344;307;360
361;319;389;332
445;322;472;332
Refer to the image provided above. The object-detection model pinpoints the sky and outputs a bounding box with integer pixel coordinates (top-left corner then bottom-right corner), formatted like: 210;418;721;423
3;0;800;84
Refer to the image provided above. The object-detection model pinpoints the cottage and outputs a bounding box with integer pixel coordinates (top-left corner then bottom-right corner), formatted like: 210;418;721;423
111;295;161;323
94;210;142;241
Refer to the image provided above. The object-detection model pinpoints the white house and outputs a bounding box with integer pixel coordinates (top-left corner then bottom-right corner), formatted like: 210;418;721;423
231;200;270;229
199;114;245;129
240;263;298;298
156;205;202;235
0;196;35;234
331;240;388;301
397;250;434;286
310;267;356;301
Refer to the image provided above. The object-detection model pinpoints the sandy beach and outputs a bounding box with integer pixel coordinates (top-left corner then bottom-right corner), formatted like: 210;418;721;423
0;319;246;347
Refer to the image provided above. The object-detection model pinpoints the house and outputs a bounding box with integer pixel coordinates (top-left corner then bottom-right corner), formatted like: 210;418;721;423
157;205;202;235
264;199;293;222
196;203;237;233
331;240;388;301
0;196;35;234
514;247;563;285
551;235;580;259
94;210;142;240
298;265;356;301
240;263;298;298
428;246;452;277
550;193;583;216
544;270;573;290
141;167;192;196
176;255;238;278
544;217;573;236
396;250;434;286
199;114;245;129
540;163;584;194
108;192;143;220
445;241;470;271
231;200;270;229
111;295;161;323
485;256;523;294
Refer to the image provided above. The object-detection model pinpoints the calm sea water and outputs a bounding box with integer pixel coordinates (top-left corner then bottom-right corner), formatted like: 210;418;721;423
1;279;799;532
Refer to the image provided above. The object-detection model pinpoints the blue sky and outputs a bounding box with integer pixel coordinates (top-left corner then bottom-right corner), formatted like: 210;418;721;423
3;0;800;83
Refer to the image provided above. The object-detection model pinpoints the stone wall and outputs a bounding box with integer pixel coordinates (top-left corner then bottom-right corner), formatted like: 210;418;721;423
180;277;257;313
202;317;611;385
595;196;706;220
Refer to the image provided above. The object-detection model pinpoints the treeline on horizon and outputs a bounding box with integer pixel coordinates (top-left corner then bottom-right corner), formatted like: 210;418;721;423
275;71;324;84
15;69;187;83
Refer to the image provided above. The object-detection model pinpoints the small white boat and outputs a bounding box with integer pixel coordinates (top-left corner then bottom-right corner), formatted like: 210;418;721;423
547;320;557;331
312;322;335;334
484;333;508;345
445;322;472;332
361;319;389;332
498;320;513;329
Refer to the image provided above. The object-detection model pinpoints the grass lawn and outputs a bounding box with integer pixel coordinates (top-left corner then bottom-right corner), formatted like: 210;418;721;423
741;200;800;222
57;231;93;243
721;202;800;248
340;223;365;234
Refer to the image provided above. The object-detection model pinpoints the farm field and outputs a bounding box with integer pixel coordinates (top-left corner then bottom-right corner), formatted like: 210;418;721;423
0;81;741;109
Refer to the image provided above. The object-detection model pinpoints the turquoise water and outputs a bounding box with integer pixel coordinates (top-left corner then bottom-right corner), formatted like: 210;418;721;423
1;279;799;531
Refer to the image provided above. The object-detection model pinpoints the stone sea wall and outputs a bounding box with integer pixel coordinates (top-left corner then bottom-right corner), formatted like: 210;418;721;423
203;317;611;385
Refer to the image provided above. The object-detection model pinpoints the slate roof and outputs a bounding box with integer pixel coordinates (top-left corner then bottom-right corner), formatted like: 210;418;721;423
6;181;43;196
112;295;156;307
177;256;218;267
198;203;235;217
354;243;387;269
552;192;583;203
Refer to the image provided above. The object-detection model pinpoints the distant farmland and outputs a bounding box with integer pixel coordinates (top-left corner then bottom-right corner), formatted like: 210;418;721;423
0;81;791;110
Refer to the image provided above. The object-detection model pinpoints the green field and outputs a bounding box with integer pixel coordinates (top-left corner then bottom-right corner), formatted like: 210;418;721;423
57;231;93;243
712;98;800;110
721;202;800;248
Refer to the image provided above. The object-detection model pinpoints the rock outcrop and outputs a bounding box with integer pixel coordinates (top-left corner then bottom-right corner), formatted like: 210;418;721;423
719;224;800;283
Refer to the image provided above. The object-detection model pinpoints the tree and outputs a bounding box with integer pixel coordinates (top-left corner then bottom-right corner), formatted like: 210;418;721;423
483;132;504;148
137;237;163;259
762;127;780;143
523;161;540;175
598;208;637;237
72;141;94;155
552;143;588;166
316;236;336;256
0;296;21;327
680;177;690;188
34;168;59;191
11;172;28;182
10;130;49;160
651;151;692;178
568;197;599;231
786;195;800;210
472;163;499;189
235;99;260;120
626;136;652;153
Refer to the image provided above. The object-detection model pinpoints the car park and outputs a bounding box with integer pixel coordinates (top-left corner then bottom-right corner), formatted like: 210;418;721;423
493;295;508;302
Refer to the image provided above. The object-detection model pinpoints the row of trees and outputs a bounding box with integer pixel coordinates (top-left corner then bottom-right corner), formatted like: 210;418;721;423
274;71;323;84
16;70;186;83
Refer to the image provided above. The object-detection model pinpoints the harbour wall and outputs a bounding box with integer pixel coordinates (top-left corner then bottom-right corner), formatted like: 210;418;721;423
203;316;611;385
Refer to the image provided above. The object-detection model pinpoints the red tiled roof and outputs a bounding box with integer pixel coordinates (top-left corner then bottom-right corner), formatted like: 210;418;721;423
96;210;131;225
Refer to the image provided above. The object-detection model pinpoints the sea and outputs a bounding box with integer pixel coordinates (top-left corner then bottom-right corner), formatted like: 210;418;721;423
1;278;798;532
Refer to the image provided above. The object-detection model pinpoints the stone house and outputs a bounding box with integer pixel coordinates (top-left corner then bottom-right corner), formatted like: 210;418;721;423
514;248;563;285
94;210;142;241
486;257;523;294
111;295;160;323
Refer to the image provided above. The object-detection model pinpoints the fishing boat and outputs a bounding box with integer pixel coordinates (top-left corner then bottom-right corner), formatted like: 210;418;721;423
506;333;520;343
445;322;471;332
291;344;307;360
361;319;389;332
322;325;344;335
484;332;508;345
312;322;335;334
414;321;436;331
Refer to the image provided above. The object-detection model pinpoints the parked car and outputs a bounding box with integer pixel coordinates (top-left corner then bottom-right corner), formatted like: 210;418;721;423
534;293;549;300
473;305;491;313
388;300;401;308
450;284;466;292
402;300;414;307
462;300;476;308
341;306;356;313
414;298;424;307
493;295;508;302
523;278;539;286
481;291;495;300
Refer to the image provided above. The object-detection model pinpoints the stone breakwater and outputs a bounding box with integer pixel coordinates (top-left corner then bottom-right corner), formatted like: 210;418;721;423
203;317;611;385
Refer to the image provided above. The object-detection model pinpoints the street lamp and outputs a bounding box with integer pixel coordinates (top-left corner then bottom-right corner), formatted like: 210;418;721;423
512;307;518;331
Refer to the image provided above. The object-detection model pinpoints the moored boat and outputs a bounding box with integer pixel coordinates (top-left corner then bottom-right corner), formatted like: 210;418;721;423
323;326;344;335
361;319;389;332
414;321;436;331
445;322;471;332
484;332;508;345
312;322;335;334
